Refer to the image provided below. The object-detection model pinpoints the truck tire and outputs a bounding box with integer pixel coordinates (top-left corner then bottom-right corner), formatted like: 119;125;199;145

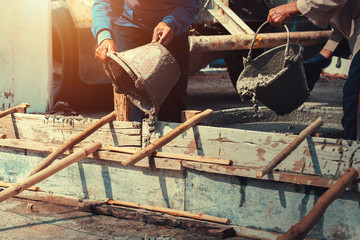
51;2;79;105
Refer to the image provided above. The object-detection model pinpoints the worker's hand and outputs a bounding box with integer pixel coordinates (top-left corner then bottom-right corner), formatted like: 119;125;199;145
304;51;332;91
151;22;174;46
95;39;118;63
267;2;300;28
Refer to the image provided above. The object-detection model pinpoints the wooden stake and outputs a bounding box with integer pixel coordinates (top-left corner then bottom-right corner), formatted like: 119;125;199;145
113;88;132;121
106;145;232;165
29;111;116;176
0;102;30;118
0;142;101;203
256;117;324;178
181;110;201;123
122;109;214;166
105;198;230;224
278;168;358;240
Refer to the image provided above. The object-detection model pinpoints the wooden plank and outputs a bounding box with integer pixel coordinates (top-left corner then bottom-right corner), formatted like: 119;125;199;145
153;122;360;179
0;142;102;203
0;139;182;170
113;89;132;121
29;112;117;176
181;161;360;191
0;113;141;147
0;150;186;208
2;138;360;191
106;145;232;165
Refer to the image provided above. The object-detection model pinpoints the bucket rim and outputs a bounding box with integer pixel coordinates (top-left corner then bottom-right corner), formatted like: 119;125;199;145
240;43;304;89
252;43;304;65
107;52;142;84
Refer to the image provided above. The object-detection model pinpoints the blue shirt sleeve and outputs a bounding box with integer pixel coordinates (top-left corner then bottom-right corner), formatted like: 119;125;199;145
91;0;124;42
162;0;199;36
97;30;113;46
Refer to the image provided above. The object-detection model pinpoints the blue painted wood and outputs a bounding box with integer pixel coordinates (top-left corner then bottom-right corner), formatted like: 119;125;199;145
0;149;359;239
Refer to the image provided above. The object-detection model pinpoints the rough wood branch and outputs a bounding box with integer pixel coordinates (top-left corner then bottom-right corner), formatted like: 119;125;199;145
0;142;101;203
278;167;358;240
122;109;214;166
0;102;30;118
106;145;232;165
257;117;324;178
105;198;230;224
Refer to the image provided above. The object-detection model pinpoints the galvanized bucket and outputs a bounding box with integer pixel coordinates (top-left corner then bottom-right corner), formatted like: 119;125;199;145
236;21;309;115
105;43;180;115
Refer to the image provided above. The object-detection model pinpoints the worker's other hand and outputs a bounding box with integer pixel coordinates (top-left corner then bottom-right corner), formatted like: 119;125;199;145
267;2;299;28
151;22;174;46
304;52;332;91
95;39;118;63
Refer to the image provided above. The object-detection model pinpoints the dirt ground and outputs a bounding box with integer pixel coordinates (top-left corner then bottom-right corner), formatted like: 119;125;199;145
0;197;254;240
0;71;346;240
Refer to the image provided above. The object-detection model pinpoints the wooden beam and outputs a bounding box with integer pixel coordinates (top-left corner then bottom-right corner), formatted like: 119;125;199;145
105;198;230;224
10;191;236;238
278;168;358;240
113;88;132;121
106;145;232;165
122;109;214;166
256;117;324;178
0;142;101;203
0;181;43;192
29;111;116;176
0;102;30;118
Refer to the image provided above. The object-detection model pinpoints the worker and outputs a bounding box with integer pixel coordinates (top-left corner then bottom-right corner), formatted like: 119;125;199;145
91;0;199;122
267;0;360;140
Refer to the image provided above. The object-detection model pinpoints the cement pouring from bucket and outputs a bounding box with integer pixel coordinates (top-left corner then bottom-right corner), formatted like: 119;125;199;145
105;43;181;117
236;21;309;115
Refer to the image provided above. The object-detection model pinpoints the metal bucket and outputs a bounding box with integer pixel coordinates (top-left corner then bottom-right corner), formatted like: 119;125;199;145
236;21;309;115
105;43;180;115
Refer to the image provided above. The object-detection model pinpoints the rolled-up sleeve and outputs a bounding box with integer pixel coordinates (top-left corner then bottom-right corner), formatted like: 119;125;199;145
297;0;347;29
323;28;344;52
91;0;124;41
162;0;199;36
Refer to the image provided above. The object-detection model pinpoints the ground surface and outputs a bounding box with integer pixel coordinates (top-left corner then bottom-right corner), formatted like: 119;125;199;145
0;198;253;240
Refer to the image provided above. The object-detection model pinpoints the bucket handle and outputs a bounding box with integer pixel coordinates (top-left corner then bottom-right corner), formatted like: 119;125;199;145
244;21;291;68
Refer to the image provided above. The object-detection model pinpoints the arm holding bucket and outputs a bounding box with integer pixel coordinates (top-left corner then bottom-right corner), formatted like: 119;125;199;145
152;0;199;45
92;0;124;63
